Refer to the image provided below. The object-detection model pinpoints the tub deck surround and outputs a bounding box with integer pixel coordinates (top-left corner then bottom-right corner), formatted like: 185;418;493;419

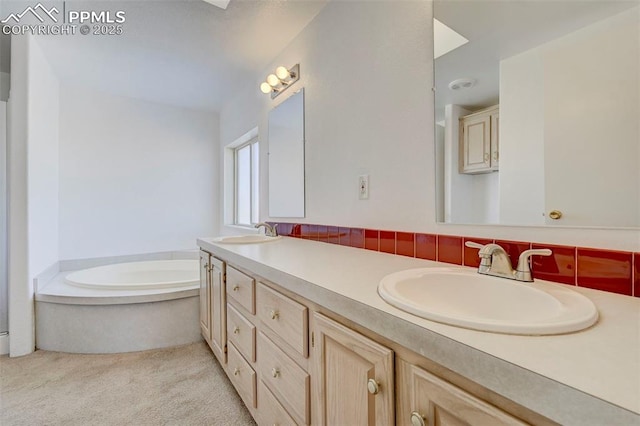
268;222;639;297
197;236;640;425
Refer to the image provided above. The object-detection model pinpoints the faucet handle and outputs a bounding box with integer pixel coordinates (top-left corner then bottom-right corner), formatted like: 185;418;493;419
515;249;552;282
271;224;278;237
464;241;486;250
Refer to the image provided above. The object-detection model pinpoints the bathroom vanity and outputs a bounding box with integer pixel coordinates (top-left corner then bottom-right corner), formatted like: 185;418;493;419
197;236;639;425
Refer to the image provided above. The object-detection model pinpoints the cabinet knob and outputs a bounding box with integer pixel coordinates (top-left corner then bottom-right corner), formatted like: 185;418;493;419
548;210;563;220
233;327;240;335
410;411;426;426
367;379;380;395
232;285;239;292
233;368;240;376
271;368;280;378
270;310;280;320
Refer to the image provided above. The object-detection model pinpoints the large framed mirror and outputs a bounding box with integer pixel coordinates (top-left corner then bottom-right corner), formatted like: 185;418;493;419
434;1;639;228
268;89;305;218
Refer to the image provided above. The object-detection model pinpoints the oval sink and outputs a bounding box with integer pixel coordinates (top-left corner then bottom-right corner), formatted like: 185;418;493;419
212;235;282;244
378;267;598;335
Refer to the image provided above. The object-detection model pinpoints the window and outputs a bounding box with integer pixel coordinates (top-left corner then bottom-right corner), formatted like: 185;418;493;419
234;138;259;226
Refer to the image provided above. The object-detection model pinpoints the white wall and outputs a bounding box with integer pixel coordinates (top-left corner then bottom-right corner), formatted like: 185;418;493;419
0;101;7;334
220;1;433;232
58;85;219;259
0;72;9;101
8;35;60;356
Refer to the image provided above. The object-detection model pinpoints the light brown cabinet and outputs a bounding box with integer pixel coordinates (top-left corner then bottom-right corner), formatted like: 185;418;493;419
311;312;394;426
200;250;226;364
459;105;499;174
397;359;526;426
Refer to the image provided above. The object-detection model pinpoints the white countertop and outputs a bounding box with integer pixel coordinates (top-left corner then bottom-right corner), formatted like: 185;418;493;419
198;236;640;425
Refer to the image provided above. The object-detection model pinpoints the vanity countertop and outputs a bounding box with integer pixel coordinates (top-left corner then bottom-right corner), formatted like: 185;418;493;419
197;236;640;425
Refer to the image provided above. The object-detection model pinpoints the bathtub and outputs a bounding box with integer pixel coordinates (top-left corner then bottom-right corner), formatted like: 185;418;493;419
65;260;199;290
36;255;202;354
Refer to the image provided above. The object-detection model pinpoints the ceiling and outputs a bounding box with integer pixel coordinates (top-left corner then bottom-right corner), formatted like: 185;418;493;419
434;0;639;121
1;0;328;111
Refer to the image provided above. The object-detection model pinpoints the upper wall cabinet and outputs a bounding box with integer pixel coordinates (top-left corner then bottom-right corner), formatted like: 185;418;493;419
459;105;499;174
268;89;305;218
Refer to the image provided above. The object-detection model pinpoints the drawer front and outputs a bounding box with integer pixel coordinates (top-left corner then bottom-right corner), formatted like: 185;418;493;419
258;380;297;426
227;342;257;408
257;283;308;357
227;303;256;362
227;266;255;314
258;332;309;425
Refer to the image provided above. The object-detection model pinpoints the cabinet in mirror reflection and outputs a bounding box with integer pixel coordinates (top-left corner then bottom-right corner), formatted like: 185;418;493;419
434;1;639;228
268;89;305;218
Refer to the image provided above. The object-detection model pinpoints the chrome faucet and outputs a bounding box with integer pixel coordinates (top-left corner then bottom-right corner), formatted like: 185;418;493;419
465;241;551;282
254;222;278;237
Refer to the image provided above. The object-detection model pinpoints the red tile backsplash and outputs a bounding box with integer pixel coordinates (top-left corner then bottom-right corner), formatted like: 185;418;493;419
495;240;532;267
364;229;379;251
577;248;633;296
532;244;576;285
339;227;351;246
270;222;637;297
396;232;415;257
634;253;639;298
350;228;365;249
380;231;396;254
437;235;463;265
415;233;436;261
463;237;493;267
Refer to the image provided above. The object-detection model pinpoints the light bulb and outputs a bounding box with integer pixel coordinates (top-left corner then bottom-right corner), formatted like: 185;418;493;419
260;82;272;94
266;74;280;87
275;66;290;80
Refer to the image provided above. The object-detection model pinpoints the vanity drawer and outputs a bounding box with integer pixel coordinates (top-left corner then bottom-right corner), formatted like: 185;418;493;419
258;332;310;425
227;342;256;408
257;380;297;426
257;283;308;357
227;303;256;362
227;266;255;314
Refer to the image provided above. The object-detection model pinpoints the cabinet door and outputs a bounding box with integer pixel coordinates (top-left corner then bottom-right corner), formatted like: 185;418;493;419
311;312;394;426
460;114;491;173
199;250;212;344
397;359;527;426
490;112;499;170
210;256;227;364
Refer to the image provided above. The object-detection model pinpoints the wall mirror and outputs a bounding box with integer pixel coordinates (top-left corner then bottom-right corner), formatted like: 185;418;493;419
434;1;639;228
268;89;305;218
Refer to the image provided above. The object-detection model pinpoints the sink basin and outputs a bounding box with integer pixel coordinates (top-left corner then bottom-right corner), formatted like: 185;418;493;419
212;235;282;244
378;267;598;335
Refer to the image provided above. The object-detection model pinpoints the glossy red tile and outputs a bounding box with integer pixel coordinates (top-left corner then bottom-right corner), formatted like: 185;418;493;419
291;224;302;237
327;226;340;244
577;248;632;296
350;228;365;249
275;223;292;236
317;225;328;243
437;235;463;265
495;240;531;267
396;232;415;257
339;227;351;246
379;231;395;254
463;237;492;267
300;224;313;239
634;253;639;298
531;244;575;285
364;229;379;251
415;233;436;260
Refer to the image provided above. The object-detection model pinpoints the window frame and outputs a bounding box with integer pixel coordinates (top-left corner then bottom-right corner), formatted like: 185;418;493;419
233;137;259;226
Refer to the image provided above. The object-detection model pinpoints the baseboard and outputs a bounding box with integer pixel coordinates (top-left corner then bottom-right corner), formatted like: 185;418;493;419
0;333;9;355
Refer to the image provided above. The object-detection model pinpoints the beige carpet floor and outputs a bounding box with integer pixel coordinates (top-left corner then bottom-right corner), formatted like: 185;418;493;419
0;341;255;426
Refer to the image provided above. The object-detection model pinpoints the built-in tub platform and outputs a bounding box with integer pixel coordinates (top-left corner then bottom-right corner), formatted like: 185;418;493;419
35;252;202;354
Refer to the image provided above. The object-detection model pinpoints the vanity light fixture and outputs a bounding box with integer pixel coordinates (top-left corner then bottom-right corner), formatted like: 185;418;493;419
259;64;300;99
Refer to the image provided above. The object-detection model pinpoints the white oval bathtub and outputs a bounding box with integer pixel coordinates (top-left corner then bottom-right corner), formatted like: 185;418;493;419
65;260;200;290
